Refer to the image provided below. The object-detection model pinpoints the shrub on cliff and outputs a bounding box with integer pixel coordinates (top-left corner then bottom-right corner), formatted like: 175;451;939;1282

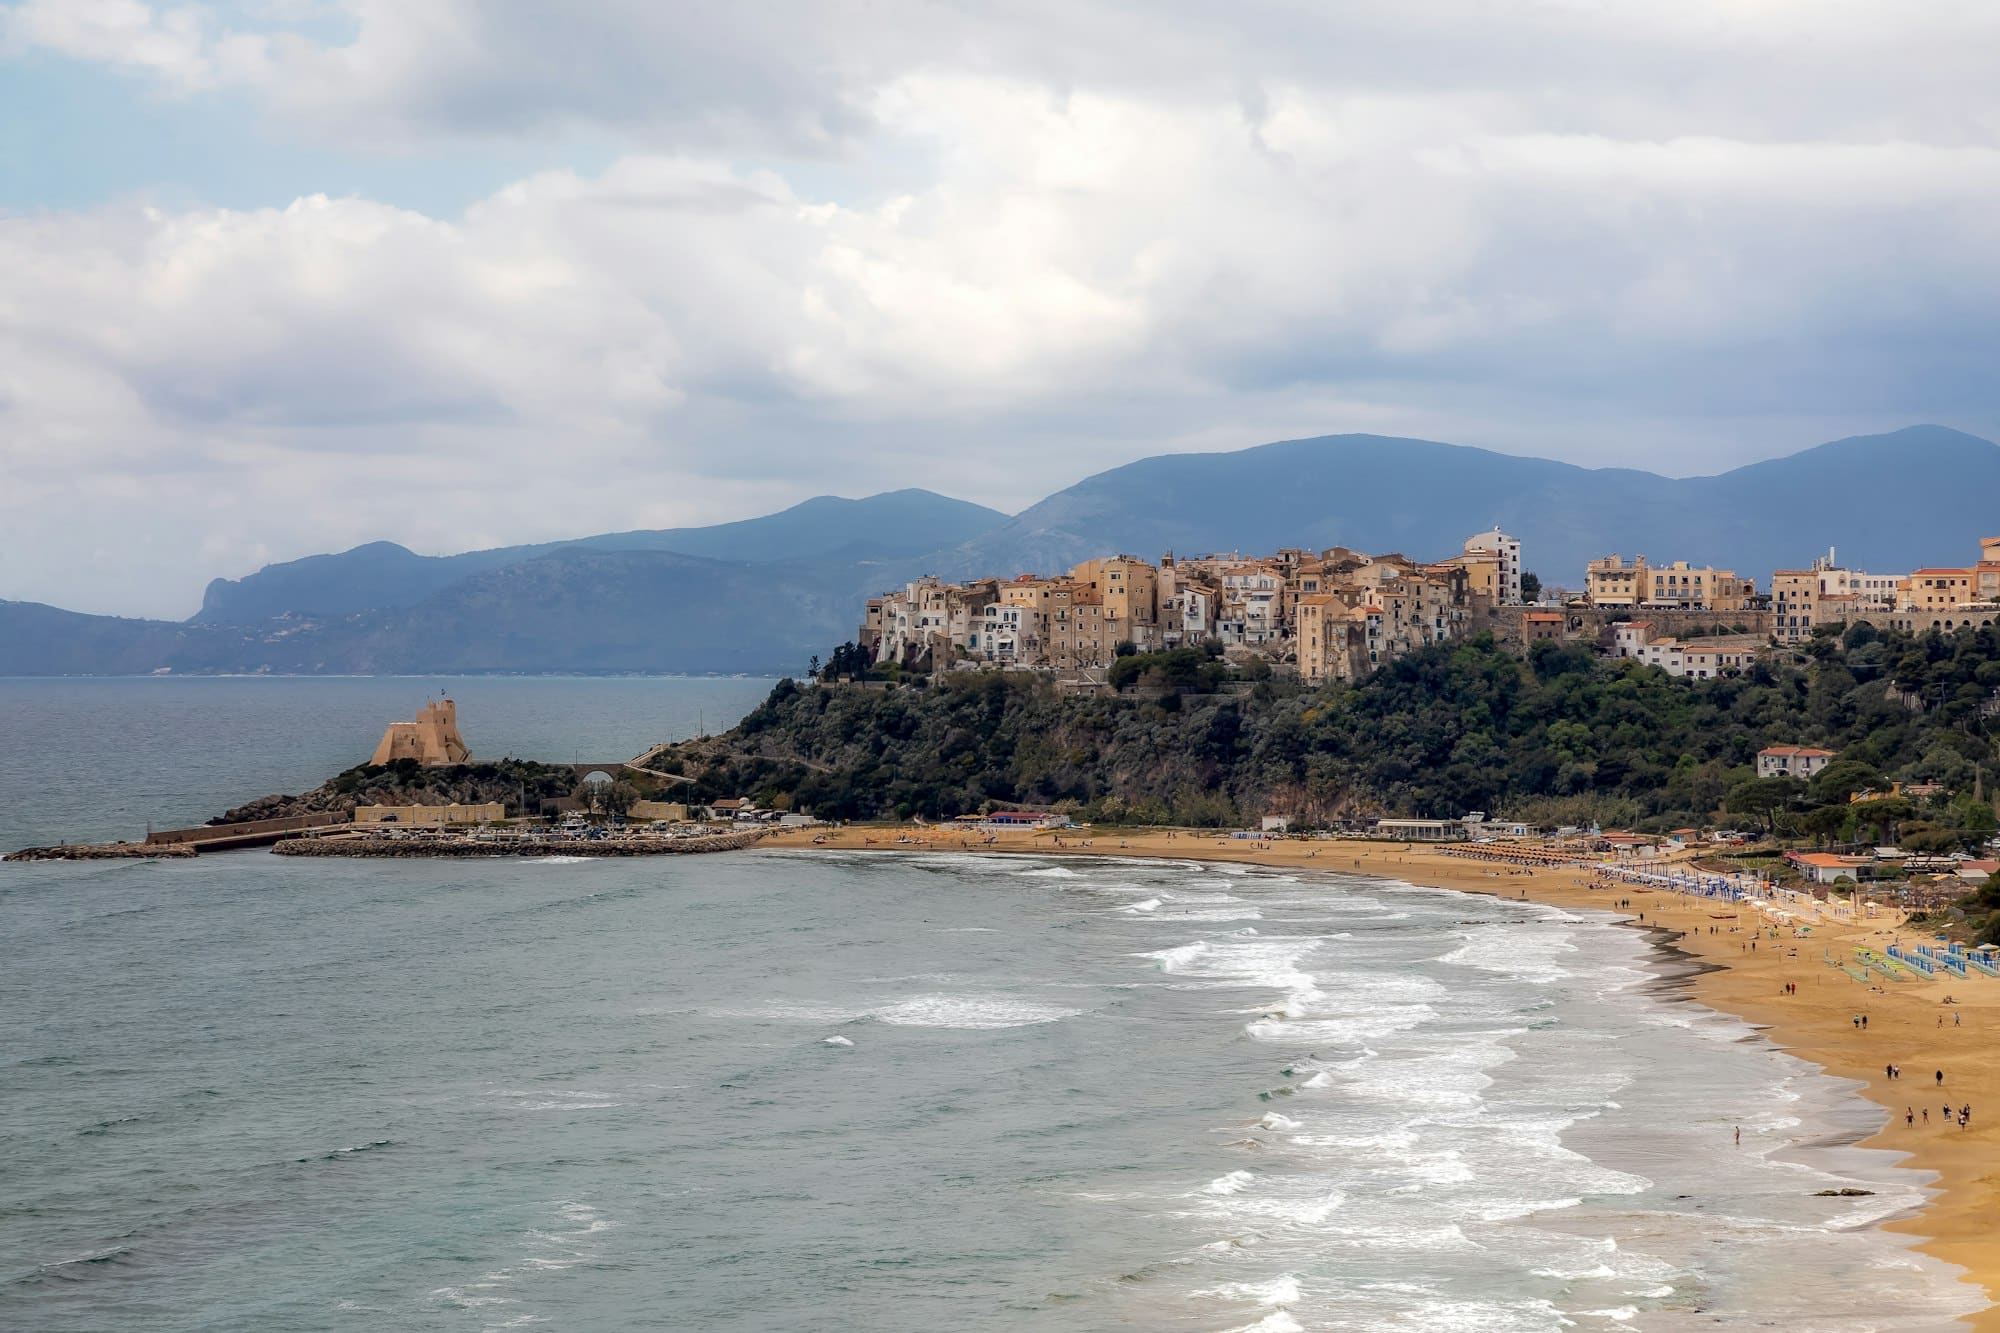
673;625;2000;829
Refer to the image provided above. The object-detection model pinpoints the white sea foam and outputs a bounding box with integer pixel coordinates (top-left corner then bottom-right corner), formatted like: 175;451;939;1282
494;1088;624;1111
821;1035;854;1047
1198;1274;1302;1306
1202;1170;1256;1196
1222;1314;1302;1333
524;855;593;865
873;995;1083;1029
1438;924;1577;984
1122;898;1163;913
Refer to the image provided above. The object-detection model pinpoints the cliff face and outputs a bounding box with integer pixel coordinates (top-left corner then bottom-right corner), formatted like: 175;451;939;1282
662;628;2000;834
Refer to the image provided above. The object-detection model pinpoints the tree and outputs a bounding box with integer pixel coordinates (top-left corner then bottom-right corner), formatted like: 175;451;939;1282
1520;572;1542;602
1801;803;1850;848
1857;796;1916;845
808;654;822;679
1726;776;1800;835
1808;759;1886;805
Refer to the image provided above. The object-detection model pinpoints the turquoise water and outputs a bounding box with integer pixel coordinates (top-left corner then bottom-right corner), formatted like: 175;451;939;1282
0;676;775;851
1;848;1982;1331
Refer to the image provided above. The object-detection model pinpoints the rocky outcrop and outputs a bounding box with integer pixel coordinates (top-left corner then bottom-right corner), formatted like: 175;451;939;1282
211;759;580;825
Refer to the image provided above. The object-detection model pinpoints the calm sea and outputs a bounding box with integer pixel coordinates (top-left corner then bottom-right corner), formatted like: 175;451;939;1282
0;680;1985;1330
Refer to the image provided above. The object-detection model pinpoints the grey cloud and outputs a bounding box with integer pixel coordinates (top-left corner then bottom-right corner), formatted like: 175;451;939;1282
10;4;2000;617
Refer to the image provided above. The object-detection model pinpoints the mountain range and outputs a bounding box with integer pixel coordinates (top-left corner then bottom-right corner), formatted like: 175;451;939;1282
5;424;1997;676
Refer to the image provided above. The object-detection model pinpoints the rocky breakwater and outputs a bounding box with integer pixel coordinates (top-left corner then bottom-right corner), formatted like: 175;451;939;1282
271;828;771;858
6;842;198;862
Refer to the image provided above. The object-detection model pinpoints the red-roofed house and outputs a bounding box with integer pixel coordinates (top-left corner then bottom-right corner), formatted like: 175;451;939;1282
1758;746;1837;780
1788;851;1876;884
1522;611;1565;643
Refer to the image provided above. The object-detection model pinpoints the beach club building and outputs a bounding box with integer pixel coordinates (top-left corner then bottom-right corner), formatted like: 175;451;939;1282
1787;851;1877;885
962;811;1063;829
1373;817;1463;841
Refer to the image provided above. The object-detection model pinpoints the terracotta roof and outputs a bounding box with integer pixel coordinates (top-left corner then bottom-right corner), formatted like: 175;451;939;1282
1760;746;1836;758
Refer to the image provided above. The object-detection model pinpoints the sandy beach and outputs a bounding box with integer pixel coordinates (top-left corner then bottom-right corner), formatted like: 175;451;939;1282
768;822;2000;1325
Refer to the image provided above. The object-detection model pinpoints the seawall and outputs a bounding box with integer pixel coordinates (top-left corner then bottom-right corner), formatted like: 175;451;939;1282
271;828;770;858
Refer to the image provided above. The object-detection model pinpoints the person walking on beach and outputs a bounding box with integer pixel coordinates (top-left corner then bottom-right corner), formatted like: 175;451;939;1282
1908;1107;1915;1126
1938;1069;1945;1087
1734;1126;1741;1147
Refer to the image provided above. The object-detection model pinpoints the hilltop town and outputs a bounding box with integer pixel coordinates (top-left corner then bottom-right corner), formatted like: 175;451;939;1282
854;534;2000;684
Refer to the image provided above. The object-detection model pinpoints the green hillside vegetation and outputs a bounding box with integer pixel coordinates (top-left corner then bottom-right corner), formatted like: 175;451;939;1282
210;757;589;824
669;625;2000;850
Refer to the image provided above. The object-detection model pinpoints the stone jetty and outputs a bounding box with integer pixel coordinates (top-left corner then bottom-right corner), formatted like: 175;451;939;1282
6;842;198;862
271;828;770;858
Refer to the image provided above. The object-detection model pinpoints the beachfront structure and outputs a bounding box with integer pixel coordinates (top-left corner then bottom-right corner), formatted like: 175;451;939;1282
368;698;472;767
1757;745;1837;780
1584;555;1754;611
630;800;690;822
354;801;504;825
980;811;1063;828
1788;851;1877;884
1373;817;1464;841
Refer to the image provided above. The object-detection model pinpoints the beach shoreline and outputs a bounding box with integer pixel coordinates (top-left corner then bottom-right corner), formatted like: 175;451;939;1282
766;823;2000;1326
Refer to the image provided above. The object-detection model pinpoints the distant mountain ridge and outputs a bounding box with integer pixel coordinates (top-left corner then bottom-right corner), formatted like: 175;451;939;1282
930;424;2000;587
7;425;1999;675
196;489;1008;623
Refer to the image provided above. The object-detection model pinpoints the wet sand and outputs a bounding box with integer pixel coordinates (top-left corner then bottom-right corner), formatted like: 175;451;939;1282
768;823;2000;1325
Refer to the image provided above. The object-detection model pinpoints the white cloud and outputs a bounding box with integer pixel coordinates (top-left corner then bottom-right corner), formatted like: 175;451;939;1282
8;7;2000;615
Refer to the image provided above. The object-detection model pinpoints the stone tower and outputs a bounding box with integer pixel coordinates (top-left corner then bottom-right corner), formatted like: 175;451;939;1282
369;698;472;767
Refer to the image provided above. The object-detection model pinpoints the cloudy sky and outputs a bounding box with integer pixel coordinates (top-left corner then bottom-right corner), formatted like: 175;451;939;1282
5;1;1999;618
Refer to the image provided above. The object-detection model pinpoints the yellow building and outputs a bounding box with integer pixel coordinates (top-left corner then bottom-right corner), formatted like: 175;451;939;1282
1426;552;1502;603
1586;555;1750;611
1070;556;1171;650
1585;555;1645;606
1294;594;1348;684
630;800;690;822
355;801;504;825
